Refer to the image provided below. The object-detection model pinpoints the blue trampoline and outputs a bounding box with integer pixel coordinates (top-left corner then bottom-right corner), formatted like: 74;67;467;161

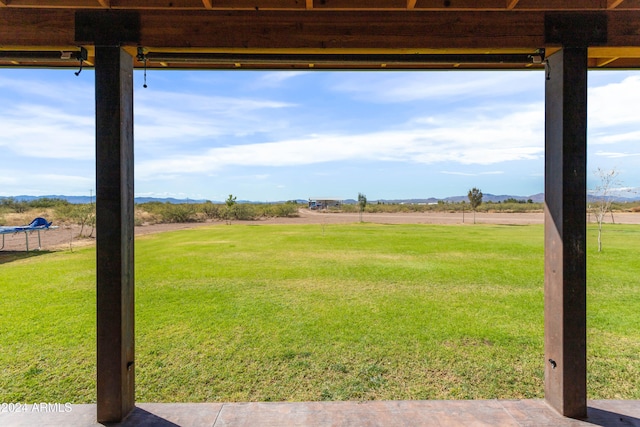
0;217;58;251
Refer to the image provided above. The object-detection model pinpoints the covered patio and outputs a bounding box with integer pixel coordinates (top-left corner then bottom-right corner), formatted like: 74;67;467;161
2;399;640;426
1;1;640;424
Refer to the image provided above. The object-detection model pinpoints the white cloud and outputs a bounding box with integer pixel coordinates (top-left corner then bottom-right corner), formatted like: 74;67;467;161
137;103;544;178
39;173;93;186
2;68;639;201
0;104;94;160
136;191;183;198
138;90;292;113
590;130;640;146
254;72;308;87
594;151;640;159
441;171;504;176
0;74;93;103
331;71;543;103
589;75;640;129
135;90;295;145
0;172;93;196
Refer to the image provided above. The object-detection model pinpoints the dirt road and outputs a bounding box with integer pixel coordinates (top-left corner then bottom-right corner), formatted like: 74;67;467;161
2;209;640;252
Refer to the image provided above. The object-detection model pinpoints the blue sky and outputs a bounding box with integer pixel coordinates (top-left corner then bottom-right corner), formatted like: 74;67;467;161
0;68;638;202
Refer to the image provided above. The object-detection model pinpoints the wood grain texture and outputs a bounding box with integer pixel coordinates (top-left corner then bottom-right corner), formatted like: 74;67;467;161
138;10;548;49
95;46;135;423
0;9;639;68
2;0;640;9
544;47;588;419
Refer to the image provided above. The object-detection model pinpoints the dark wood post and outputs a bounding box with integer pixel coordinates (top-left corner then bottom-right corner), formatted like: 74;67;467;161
95;46;135;423
76;11;140;422
544;47;588;419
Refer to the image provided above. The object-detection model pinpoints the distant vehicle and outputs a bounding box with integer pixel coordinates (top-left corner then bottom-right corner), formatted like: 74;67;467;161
308;198;342;210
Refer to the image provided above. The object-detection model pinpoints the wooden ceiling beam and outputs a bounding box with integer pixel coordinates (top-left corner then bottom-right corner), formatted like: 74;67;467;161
0;0;636;9
137;10;640;50
1;9;640;57
135;10;548;50
1;1;640;9
413;0;623;10
0;9;75;46
3;0;103;8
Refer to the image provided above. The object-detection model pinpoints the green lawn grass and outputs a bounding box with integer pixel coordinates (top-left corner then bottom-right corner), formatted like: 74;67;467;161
1;223;638;403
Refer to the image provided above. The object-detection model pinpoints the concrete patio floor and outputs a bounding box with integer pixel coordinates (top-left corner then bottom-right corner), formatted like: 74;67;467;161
1;399;639;426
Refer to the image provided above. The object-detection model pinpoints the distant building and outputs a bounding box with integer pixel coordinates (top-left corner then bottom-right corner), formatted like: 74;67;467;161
308;198;343;210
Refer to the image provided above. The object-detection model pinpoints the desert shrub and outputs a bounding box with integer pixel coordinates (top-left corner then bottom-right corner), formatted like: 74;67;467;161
228;204;258;220
366;204;384;213
135;208;162;225
258;204;272;217
0;198;29;213
611;201;640;212
15;201;30;213
199;201;222;219
54;204;73;223
137;201;165;216
136;201;273;223
28;198;69;209
480;202;543;213
55;203;96;236
271;203;299;218
1;197;70;213
161;203;199;223
135;202;199;223
340;204;357;213
503;197;525;204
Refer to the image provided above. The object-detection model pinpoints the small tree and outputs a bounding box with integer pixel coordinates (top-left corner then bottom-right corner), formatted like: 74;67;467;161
467;187;483;224
57;203;95;237
225;194;237;224
591;168;622;252
358;192;367;222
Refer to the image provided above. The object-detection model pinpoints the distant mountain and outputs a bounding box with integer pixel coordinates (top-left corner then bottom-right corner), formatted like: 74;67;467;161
133;197;208;204
3;193;639;205
441;193;545;204
1;195;207;204
1;195;96;204
0;195;307;205
361;198;439;205
361;193;546;205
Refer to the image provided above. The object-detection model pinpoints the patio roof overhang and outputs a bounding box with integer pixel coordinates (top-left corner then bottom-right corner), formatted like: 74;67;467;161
0;2;640;70
1;2;638;424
